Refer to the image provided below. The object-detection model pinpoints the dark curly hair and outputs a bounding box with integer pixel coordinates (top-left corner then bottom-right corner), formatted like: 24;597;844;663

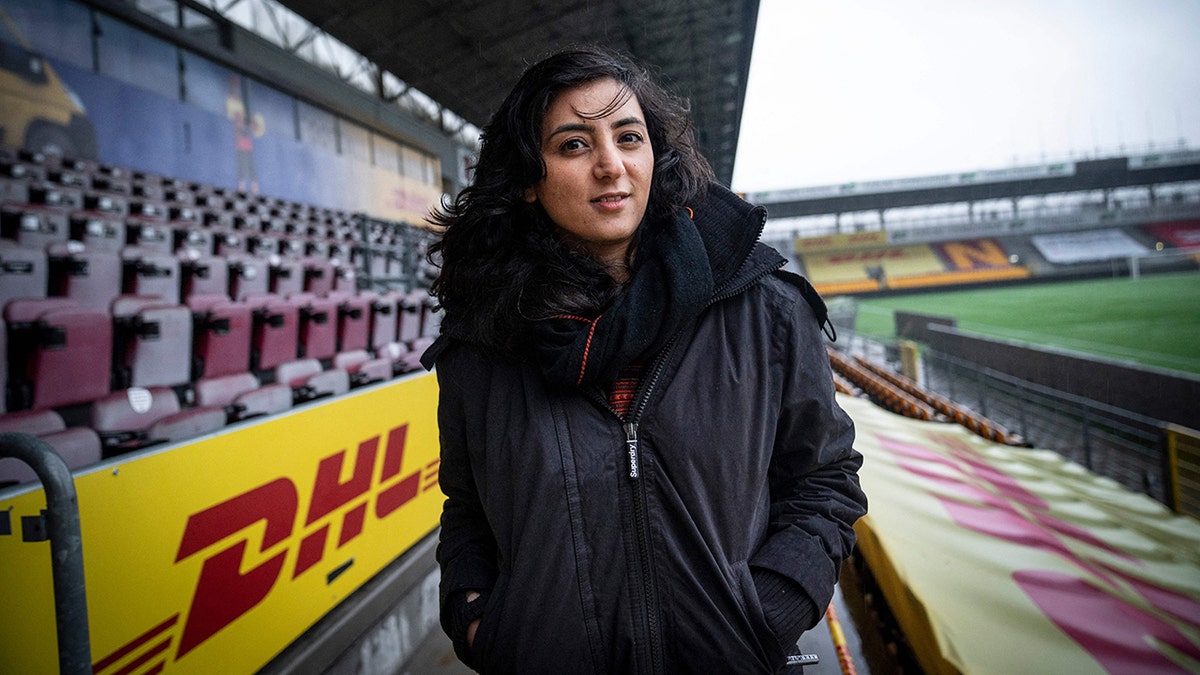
428;45;715;353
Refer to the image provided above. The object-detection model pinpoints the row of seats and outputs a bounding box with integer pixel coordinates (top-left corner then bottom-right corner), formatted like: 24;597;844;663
0;239;363;309
2;288;436;410
0;147;429;269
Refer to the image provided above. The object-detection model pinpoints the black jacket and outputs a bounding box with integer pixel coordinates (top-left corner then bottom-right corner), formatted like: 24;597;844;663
424;186;867;674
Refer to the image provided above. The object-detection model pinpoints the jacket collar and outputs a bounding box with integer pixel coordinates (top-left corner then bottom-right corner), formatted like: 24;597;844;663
692;183;783;299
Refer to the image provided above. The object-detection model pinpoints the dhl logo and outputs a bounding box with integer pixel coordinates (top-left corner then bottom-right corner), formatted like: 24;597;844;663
91;424;439;674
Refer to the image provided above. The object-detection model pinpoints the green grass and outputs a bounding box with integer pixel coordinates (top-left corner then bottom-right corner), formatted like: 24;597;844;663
852;271;1200;375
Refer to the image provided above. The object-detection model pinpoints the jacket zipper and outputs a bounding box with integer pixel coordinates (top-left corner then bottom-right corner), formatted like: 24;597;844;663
620;336;676;675
604;208;777;673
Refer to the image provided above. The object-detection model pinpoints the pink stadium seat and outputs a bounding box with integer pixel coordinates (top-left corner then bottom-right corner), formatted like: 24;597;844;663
111;296;193;389
367;291;399;349
121;247;181;304
0;410;103;486
227;254;269;300
291;293;337;360
69;212;124;253
275;358;349;403
375;341;419;376
397;291;423;343
330;291;371;353
188;295;252;379
333;261;357;293
246;294;299;371
302;257;334;295
90;386;225;451
0;240;48;306
332;349;391;387
269;257;304;296
179;251;229;301
47;242;122;311
3;298;112;410
193;372;292;422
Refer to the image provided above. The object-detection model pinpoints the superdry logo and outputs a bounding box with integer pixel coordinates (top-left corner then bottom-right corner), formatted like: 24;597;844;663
91;424;440;673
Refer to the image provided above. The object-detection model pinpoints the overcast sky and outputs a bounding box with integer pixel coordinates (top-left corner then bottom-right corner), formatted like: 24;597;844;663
730;0;1200;193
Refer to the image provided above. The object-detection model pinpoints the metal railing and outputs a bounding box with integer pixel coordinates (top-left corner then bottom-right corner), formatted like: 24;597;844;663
0;433;92;674
835;330;1174;505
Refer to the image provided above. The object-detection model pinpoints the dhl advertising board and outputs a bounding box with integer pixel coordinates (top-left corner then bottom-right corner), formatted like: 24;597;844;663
0;373;443;674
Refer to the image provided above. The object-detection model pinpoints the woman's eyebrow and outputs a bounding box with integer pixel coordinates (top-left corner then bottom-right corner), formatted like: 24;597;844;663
546;116;646;141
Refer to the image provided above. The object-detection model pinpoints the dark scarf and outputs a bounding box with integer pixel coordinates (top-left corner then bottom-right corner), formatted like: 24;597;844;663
530;206;715;389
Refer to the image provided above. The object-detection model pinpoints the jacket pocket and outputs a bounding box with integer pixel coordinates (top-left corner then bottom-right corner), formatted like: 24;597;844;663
469;572;509;672
733;561;788;670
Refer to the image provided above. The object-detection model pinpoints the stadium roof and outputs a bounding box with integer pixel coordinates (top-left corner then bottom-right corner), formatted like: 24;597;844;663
275;0;761;185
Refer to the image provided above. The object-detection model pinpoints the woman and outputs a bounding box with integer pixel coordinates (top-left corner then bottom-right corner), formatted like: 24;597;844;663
422;46;867;674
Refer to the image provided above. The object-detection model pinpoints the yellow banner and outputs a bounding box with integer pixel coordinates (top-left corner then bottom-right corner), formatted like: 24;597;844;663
0;373;443;674
794;230;889;254
844;394;1200;674
801;244;943;283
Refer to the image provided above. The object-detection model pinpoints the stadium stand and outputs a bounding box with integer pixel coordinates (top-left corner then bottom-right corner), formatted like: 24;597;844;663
0;146;439;487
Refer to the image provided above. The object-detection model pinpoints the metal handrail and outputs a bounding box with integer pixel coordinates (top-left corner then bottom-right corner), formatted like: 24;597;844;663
0;433;91;675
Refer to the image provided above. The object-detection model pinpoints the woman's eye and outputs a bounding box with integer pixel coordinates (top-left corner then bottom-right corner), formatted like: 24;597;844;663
560;138;587;152
618;132;644;145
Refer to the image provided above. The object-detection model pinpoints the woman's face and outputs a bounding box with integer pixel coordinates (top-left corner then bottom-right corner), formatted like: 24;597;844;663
525;77;654;269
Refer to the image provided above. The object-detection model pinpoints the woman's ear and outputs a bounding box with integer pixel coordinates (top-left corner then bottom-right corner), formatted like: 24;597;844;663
523;186;538;203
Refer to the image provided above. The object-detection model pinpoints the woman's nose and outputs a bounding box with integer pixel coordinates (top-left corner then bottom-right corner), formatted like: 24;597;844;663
593;143;625;179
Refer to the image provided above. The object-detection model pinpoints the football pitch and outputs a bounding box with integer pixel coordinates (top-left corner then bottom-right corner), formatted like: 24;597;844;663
851;270;1200;376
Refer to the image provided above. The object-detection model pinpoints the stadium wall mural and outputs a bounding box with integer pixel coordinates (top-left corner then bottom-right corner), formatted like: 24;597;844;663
0;0;442;225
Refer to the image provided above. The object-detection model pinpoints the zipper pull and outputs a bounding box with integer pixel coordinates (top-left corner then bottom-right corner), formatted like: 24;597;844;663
624;421;639;480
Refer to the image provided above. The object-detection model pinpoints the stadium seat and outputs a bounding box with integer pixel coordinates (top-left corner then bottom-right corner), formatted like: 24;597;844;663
330;291;371;353
367;291;399;349
121;247;181;303
333;261;357;293
174;225;214;255
275;358;349;403
0;409;103;486
302;257;334;295
179;251;229;301
1;204;69;248
47;242;122;311
332;349;391;387
82;190;129;218
125;218;173;254
214;229;248;256
111;296;193;389
397;291;423;343
28;183;83;211
246;293;300;371
90;386;225;451
291;293;338;360
188;295;253;379
193;372;292;422
269;257;304;296
3;298;112;410
69;211;124;253
0;240;48;306
227;254;269;299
